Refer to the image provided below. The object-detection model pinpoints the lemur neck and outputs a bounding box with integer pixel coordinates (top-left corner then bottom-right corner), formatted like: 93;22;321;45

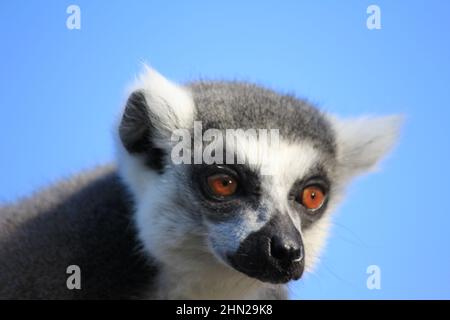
155;262;270;299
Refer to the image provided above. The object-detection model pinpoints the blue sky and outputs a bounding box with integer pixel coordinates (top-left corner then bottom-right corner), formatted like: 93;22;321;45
1;1;449;299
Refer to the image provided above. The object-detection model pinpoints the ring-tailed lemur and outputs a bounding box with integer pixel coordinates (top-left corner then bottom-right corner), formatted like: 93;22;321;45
0;67;401;299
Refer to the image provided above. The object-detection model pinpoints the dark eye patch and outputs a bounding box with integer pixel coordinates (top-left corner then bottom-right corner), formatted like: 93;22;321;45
191;163;262;218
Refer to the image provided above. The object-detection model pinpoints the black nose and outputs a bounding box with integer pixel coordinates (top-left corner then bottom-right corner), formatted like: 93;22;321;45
270;235;303;264
227;214;305;284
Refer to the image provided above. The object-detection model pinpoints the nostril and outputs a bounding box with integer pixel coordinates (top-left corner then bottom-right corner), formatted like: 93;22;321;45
291;247;302;262
270;236;303;264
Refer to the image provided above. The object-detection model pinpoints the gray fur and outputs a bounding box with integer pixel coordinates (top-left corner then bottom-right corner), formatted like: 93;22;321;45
189;81;336;156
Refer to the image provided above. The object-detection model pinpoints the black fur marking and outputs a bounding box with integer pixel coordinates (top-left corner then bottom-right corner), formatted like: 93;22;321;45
191;163;262;222
119;91;165;173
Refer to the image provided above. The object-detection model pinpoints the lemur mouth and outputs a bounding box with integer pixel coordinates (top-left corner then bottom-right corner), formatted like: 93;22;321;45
228;255;304;284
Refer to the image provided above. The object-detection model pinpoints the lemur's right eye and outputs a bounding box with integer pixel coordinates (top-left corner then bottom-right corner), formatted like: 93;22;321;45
300;186;325;211
207;174;238;197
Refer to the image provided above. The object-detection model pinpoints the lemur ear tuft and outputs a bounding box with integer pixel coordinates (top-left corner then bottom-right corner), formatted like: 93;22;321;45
330;114;403;179
119;90;152;154
118;66;195;171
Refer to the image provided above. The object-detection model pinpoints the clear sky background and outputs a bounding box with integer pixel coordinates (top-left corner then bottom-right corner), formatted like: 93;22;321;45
1;1;449;299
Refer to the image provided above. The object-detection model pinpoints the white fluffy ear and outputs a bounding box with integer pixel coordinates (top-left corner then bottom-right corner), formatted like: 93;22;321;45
330;115;403;179
131;65;195;132
119;66;195;154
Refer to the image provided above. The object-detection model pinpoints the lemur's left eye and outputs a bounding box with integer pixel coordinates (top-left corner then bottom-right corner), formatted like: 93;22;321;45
300;186;325;211
207;174;238;197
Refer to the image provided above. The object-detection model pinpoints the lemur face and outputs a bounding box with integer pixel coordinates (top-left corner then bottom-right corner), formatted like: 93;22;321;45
117;67;401;285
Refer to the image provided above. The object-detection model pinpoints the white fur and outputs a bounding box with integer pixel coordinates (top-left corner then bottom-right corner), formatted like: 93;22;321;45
237;137;320;232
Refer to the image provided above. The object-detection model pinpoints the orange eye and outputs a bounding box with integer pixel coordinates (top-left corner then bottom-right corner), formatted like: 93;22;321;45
207;174;238;197
301;186;325;210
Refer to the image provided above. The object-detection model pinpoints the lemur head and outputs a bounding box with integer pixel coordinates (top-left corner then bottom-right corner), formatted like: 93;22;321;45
117;67;401;285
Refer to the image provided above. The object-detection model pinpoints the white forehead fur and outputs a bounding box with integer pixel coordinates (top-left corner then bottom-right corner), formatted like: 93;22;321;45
232;134;320;228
